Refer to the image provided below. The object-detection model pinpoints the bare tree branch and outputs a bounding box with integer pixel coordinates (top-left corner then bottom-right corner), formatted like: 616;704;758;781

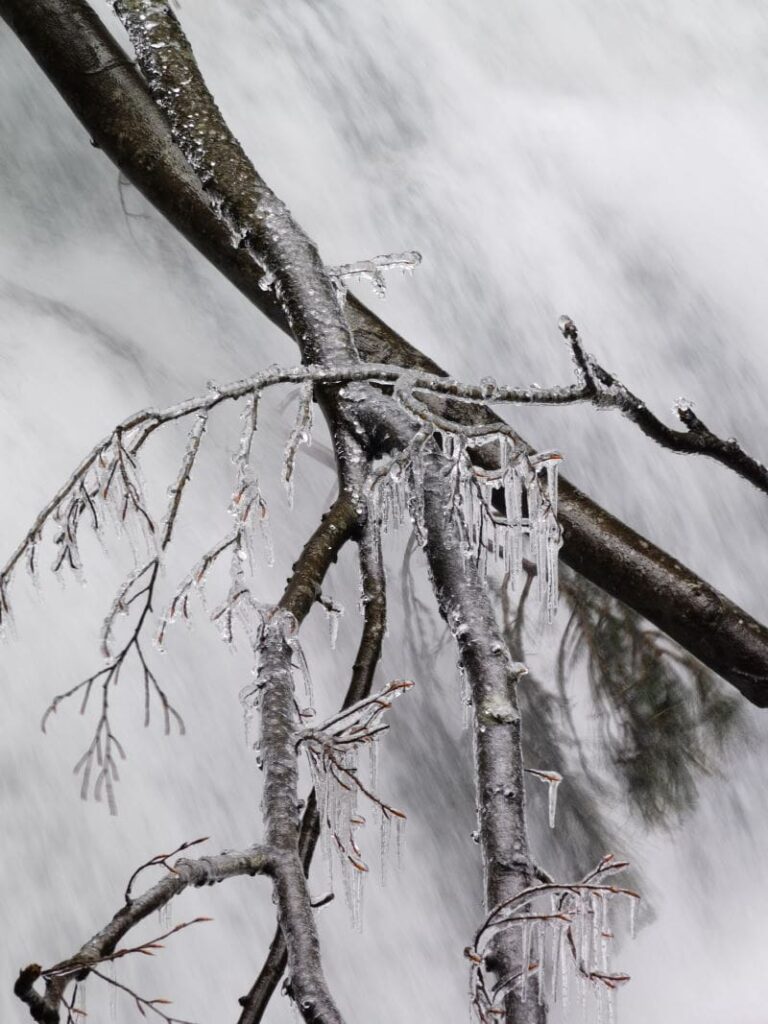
14;845;273;1023
557;315;768;494
257;612;346;1024
240;473;387;1024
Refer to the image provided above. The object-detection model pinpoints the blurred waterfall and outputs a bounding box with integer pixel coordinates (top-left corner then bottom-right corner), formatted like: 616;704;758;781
2;2;768;1021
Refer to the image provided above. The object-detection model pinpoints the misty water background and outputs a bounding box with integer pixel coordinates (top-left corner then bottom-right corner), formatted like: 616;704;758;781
2;2;768;1021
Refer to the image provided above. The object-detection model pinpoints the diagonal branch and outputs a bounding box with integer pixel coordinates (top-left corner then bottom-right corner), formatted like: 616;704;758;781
557;315;768;494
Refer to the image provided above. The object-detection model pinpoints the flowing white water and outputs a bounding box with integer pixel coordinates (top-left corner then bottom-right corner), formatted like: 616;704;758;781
2;2;768;1021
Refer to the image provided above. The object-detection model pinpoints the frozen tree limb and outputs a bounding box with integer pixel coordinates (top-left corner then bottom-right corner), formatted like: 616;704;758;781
110;0;354;369
557;315;768;494
14;844;273;1023
2;2;766;1022
240;475;387;1024
257;611;346;1024
416;444;545;1024
3;0;768;703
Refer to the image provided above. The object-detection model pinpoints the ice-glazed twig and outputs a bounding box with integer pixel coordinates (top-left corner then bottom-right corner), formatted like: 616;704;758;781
557;315;768;495
327;250;422;298
282;381;314;508
41;558;184;814
7;327;759;632
14;843;273;1023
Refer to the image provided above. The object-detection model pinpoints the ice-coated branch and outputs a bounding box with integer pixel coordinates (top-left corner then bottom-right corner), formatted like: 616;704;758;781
558;315;768;495
9;0;768;706
257;610;346;1024
239;506;388;1024
14;843;273;1024
466;854;640;1021
300;679;411;892
41;557;184;814
110;0;356;368
415;443;545;1024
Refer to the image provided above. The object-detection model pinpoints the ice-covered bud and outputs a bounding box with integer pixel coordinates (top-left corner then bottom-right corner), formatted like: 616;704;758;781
479;376;497;399
674;396;695;414
557;315;579;341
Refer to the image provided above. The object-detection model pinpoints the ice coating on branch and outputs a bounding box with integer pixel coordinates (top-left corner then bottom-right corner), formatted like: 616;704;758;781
299;681;412;924
674;396;695;415
160;410;208;548
282;382;314;508
327;251;422;298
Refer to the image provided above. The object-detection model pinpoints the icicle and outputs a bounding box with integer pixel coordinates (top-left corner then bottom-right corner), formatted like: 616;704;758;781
369;737;379;791
590;893;601;976
600;894;610;972
379;808;391;886
327;250;422;298
106;960;118;1020
536;920;545;1005
282;382;314;508
394;814;405;868
75;980;87;1015
520;919;532;1002
560;920;570;1010
549;919;562;1005
548;774;561;829
525;768;563;829
607;985;617;1024
628;893;638;939
324;600;343;650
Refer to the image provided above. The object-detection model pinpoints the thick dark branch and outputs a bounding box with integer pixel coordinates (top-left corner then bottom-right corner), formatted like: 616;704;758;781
3;0;767;702
278;493;357;622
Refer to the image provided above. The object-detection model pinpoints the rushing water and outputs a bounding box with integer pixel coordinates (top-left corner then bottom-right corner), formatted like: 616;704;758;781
2;2;768;1021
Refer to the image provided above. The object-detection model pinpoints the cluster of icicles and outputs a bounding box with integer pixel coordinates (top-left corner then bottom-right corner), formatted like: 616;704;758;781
370;428;562;624
467;851;640;1024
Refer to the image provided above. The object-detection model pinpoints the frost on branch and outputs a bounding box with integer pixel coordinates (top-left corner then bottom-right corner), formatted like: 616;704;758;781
298;681;413;928
466;854;639;1024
